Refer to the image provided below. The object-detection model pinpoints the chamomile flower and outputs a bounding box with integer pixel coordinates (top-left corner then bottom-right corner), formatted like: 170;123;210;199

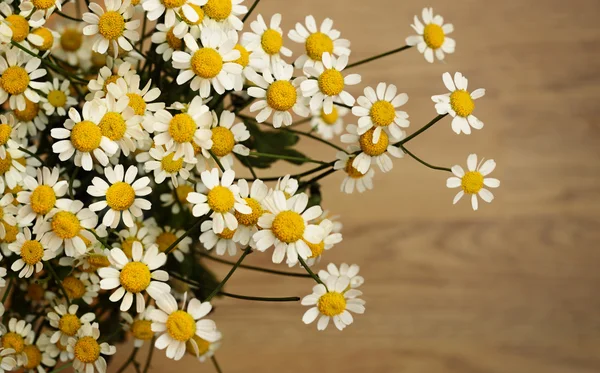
160;182;196;214
28;26;59;54
202;0;247;31
301;52;360;114
185;334;220;363
13;97;49;136
141;145;195;186
21;0;62;19
446;154;500;211
406;7;455;63
242;13;292;70
87;61;133;99
39;78;77;116
21;331;57;373
83;0;140;58
0;113;20;159
301;275;365;331
153;226;191;262
0;47;46;111
318;263;364;289
66;322;116;373
150;292;220;361
0;193;17;240
48;304;96;346
170;3;205;38
0;223;18;259
209;110;250;169
310;105;348;140
200;219;240;256
253;191;324;265
0;146;25;190
106;75;165;119
114;223;158;258
432;72;486;135
247;63;310;128
96;93;145;156
232;178;267;246
0;3;45;46
9;227;53;278
152;23;185;62
187;168;251;233
142;0;205;25
341;124;404;174
61;273;100;304
0;348;17;372
273;174;298;197
0;318;34;363
53;24;88;67
227;29;266;91
300;219;342;267
333;151;375;194
288;15;351;70
121;306;155;347
352;83;410;141
98;242;170;312
172;30;242;98
87;164;152;228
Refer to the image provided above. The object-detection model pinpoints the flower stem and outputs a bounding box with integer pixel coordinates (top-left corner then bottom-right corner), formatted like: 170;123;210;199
219;291;300;302
197;251;312;278
116;347;139;373
241;0;261;22
211;356;223;373
346;45;412;69
143;337;156;373
86;228;110;249
298;167;336;189
204;248;252;302
249;151;329;165
10;41;87;84
47;362;73;373
1;278;12;304
46;261;71;306
395;114;448;146
208;150;225;172
298;256;324;286
164;214;210;255
399;145;451;172
333;102;353;109
18;147;45;166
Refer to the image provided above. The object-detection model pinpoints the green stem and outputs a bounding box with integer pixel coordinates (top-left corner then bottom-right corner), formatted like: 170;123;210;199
208;150;226;172
1;278;13;303
395;114;448;146
11;41;87;83
399;145;451;172
54;10;83;22
219;291;299;302
333;102;353;109
211;355;223;373
298;256;324;286
197;251;311;278
346;45;412;69
241;0;261;22
242;157;258;179
47;362;73;373
298;167;336;189
116;347;139;373
18;147;45;166
249;152;328;165
164;215;210;255
46;262;70;306
290;117;312;127
143;337;156;373
204;248;251;302
86;228;110;249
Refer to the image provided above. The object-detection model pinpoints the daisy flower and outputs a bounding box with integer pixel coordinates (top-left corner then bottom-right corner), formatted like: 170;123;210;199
159;182;195;215
242;13;292;70
0;3;45;46
98;242;170;312
202;0;247;31
170;4;205;39
61;274;100;305
341;124;404;174
299;219;342;267
51;103;119;171
106;75;165;120
12;97;49;136
227;29;266;91
0;113;21;159
273;174;298;197
310;105;348;140
53;24;89;67
96;93;145;156
0;222;18;259
21;331;57;373
114;223;159;258
9;227;54;278
253;191;325;265
140;145;195;187
20;0;62;19
185;334;220;362
154;226;191;262
66;322;116;373
172;30;242;98
352;83;410;141
39;78;78;116
87;164;152;228
16;166;68;232
83;0;140;58
318;263;364;289
0;145;25;190
333;151;375;194
446;153;500;211
187;168;251;233
142;0;206;25
247;62;310;128
208;110;250;169
28;26;59;54
0;193;17;240
200;219;240;256
406;7;455;63
0;47;46;111
0;318;34;364
150;292;220;361
232;178;267;246
432;72;486;135
87;61;134;99
0;348;17;372
48;304;96;346
152;23;185;62
288;15;351;70
301;275;365;331
121;305;156;347
301;52;361;114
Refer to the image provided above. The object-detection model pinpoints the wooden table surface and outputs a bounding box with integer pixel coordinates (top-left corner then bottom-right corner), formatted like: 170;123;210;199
109;0;600;372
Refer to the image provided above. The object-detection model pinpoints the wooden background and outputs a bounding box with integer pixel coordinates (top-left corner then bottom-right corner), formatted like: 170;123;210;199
105;0;600;371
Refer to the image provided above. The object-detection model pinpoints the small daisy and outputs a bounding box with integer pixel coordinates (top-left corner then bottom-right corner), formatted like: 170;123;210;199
153;226;191;262
0;193;17;240
44;338;69;363
150;292;220;361
432;72;486;135
300;219;342;267
28;26;59;54
21;331;57;373
114;223;158;258
288;15;351;70
121;305;155;347
170;4;205;39
0;47;47;111
253;191;324;265
142;0;206;25
61;273;100;304
39;78;78;116
208;110;250;169
446;153;500;211
98;242;170;312
202;0;247;31
172;30;242;98
0;3;46;46
0;145;25;190
333;151;375;194
200;219;240;256
301;52;361;114
140;145;195;187
406;7;455;63
87;61;134;100
160;182;196;214
21;0;62;19
12;142;43;178
232;178;267;246
318;263;364;289
9;227;53;278
228;29;266;91
341;124;404;174
185;334;220;363
0;113;21;159
0;348;17;372
66;322;116;373
20;281;56;306
187;168;251;233
152;23;185;62
83;0;140;58
0;318;34;364
87;164;152;228
242;13;292;70
352;83;410;141
95;93;145;156
273;174;298;197
247;62;310;128
0;222;18;259
310;105;348;140
301;275;365;331
12;97;49;136
53;24;89;67
48;304;96;346
106;75;165;120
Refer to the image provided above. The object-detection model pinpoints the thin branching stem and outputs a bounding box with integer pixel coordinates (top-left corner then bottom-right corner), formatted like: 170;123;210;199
346;45;412;69
205;248;252;302
197;251;312;278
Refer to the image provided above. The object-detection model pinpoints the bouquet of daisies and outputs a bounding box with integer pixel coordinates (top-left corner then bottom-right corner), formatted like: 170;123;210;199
0;0;500;372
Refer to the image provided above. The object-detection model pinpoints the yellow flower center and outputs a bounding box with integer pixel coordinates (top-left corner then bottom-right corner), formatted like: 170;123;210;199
344;158;364;179
30;185;56;215
320;106;338;125
266;80;296;111
47;89;67;108
6;15;29;43
318;68;344;96
161;0;186;8
63;276;86;299
87;253;110;268
234;197;262;226
155;231;177;252
58;314;81;337
169;113;196;143
423;23;445;50
51;211;81;239
161;153;184;173
271;210;304;243
71;120;102;152
0;124;11;146
32;27;54;50
186;335;210;356
358;128;389;156
1;332;24;353
14;99;39;122
106;182;135;211
121;237;140;258
32;0;56;10
0;206;3;220
27;283;44;301
98;11;125;41
0;66;30;95
305;32;333;61
125;93;146;116
166;310;196;341
190;48;223;79
0;222;18;243
461;171;484;194
233;44;249;68
131;0;140;5
165;27;182;50
131;319;153;340
175;185;193;204
449;90;475;117
306;239;325;258
317;291;346;316
179;4;204;25
23;344;42;369
370;100;396;127
21;240;44;265
102;75;119;93
60;28;83;52
203;0;232;21
74;336;100;364
206;185;234;213
119;262;151;293
261;29;283;55
99;112;127;141
0;153;12;175
217;227;235;239
210;127;235;157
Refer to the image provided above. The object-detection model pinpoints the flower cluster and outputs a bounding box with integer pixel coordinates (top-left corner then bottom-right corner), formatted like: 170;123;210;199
0;1;499;372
